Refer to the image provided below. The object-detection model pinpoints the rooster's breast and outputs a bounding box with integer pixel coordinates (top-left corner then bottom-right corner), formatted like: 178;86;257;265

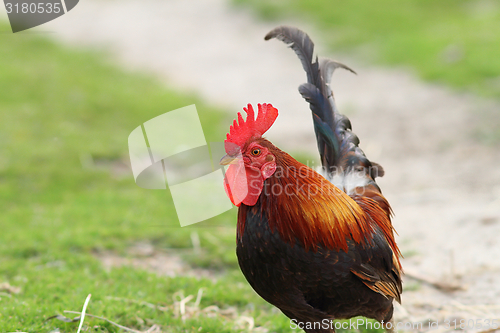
236;202;393;323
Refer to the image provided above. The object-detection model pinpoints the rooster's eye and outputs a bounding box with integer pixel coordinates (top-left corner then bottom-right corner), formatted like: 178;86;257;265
251;149;261;156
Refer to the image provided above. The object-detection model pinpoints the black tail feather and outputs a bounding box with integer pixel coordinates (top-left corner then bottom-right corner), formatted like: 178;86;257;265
265;26;382;183
265;26;320;89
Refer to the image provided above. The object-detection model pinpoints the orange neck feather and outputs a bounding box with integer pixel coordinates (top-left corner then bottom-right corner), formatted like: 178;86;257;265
238;147;399;257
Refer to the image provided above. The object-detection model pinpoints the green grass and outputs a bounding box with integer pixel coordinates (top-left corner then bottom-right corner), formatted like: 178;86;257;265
233;0;500;98
0;26;236;266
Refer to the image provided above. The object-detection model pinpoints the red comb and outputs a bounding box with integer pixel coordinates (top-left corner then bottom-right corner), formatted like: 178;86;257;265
225;103;279;155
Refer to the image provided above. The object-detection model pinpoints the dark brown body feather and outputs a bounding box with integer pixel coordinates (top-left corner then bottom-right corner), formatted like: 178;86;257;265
236;142;402;333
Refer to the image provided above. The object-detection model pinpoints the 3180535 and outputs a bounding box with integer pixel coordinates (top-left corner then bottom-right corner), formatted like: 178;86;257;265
5;2;62;14
444;318;499;330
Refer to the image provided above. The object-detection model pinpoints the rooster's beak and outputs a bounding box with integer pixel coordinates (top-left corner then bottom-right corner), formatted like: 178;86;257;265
220;154;240;165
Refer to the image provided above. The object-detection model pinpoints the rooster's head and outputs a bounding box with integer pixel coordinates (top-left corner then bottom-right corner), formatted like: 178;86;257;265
220;103;279;207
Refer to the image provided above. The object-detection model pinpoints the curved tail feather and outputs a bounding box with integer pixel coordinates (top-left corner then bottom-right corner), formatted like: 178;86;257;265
265;26;384;194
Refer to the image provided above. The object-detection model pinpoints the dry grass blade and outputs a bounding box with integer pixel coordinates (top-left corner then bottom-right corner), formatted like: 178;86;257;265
63;311;146;333
194;288;203;308
76;294;91;333
235;316;255;331
179;295;194;320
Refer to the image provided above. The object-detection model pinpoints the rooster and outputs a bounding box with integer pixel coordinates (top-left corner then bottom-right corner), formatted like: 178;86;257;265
220;26;402;333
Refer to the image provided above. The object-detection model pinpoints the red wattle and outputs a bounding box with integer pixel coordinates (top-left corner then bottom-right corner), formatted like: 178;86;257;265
223;161;264;207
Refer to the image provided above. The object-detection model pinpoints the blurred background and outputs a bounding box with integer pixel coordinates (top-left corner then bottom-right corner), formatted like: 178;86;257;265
1;0;499;331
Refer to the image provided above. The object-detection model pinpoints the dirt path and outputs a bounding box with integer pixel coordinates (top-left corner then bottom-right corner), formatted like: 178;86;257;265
36;0;500;329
